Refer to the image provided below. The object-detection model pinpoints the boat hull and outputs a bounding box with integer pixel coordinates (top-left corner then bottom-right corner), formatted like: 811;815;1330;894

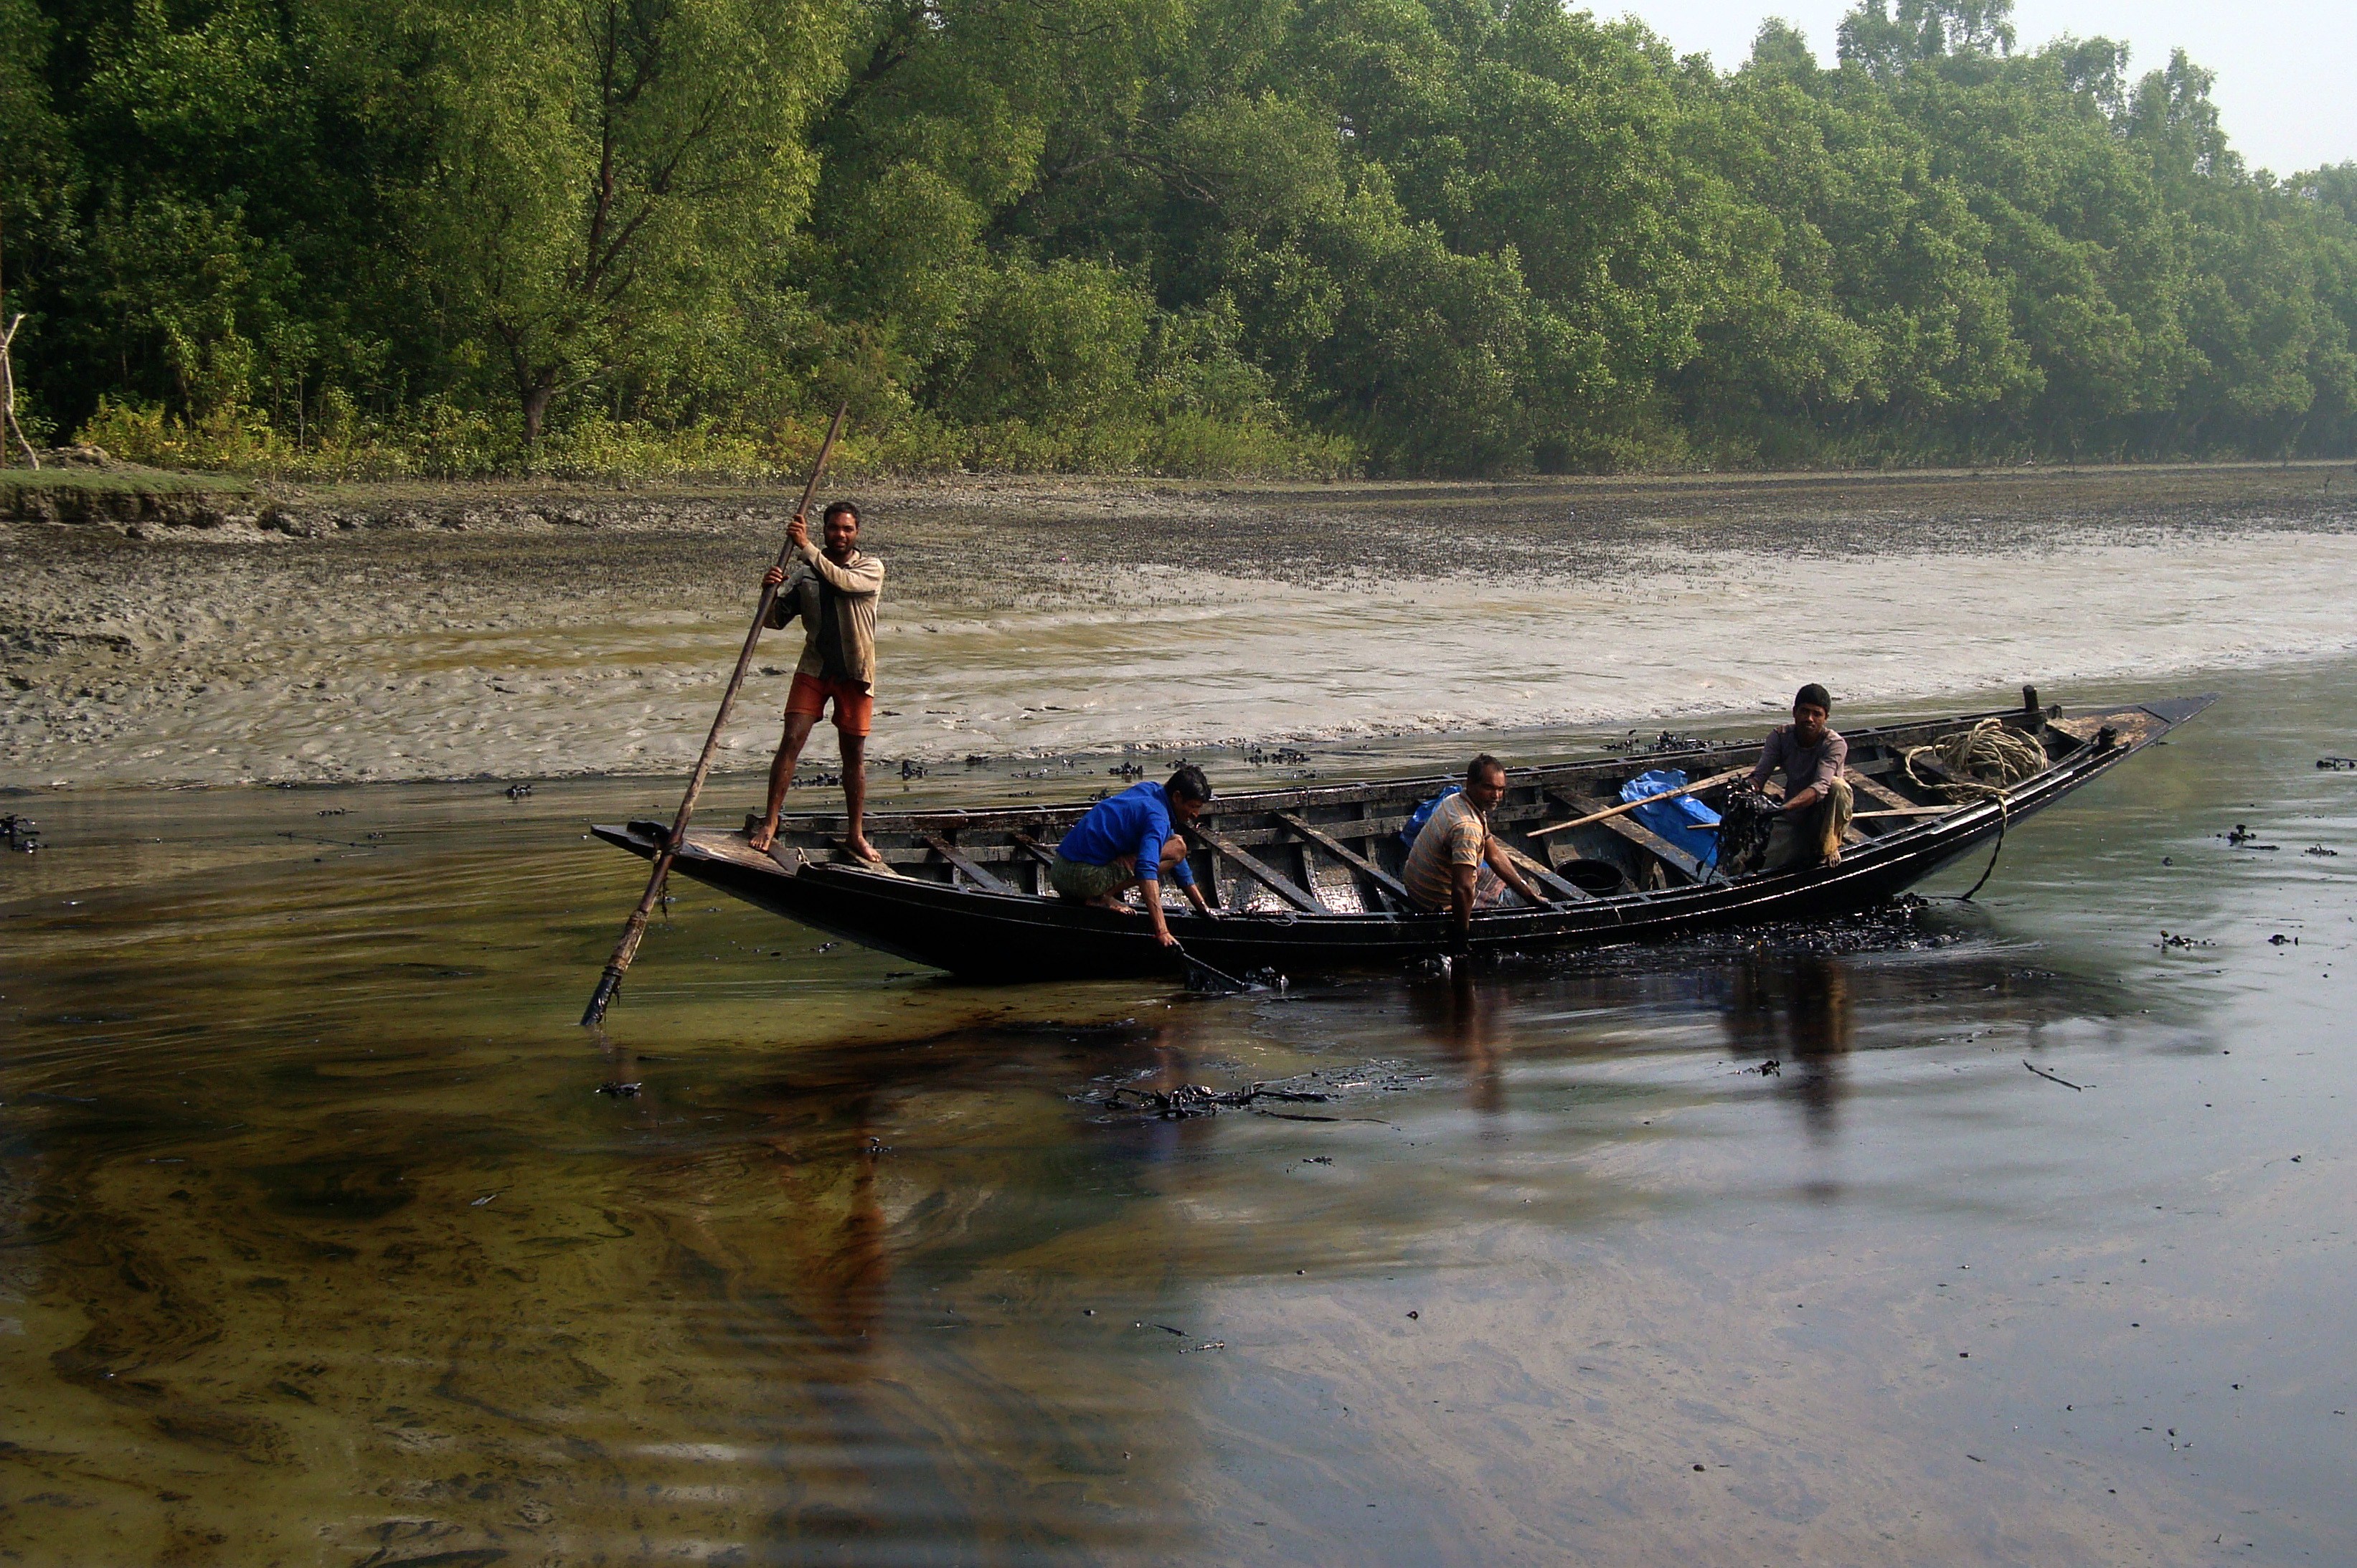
593;694;2214;983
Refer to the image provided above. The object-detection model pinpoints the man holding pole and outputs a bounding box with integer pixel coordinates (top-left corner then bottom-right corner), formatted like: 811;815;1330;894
747;500;885;862
582;405;849;1029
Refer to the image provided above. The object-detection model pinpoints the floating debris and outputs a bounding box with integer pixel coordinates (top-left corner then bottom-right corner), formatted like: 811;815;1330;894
1090;1082;1327;1120
899;759;927;780
1605;729;1710;755
504;782;534;799
2318;756;2357;770
2024;1059;2084;1091
2157;930;2212;948
1;814;39;852
2306;844;2339;856
1077;1060;1426;1122
593;1081;642;1097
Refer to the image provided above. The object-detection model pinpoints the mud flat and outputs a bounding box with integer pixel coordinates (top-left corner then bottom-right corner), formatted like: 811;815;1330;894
4;462;2355;788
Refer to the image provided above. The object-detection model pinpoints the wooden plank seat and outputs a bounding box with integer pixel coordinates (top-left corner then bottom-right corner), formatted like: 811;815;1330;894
1545;792;1716;886
1183;821;1327;912
922;833;1015;893
1493;839;1596;902
1276;811;1415;910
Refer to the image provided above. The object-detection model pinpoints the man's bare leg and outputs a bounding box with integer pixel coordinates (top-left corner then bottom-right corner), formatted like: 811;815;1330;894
748;712;821;852
1091;840;1186;912
839;730;880;863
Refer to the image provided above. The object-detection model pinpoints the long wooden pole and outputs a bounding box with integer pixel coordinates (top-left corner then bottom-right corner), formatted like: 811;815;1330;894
1530;765;1751;838
0;212;39;471
581;405;848;1027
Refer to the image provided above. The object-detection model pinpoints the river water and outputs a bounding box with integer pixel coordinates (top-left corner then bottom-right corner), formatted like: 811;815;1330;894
4;655;2356;1564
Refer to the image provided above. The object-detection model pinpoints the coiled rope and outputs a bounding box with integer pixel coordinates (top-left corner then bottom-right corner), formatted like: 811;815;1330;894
1902;717;2049;800
1902;717;2049;900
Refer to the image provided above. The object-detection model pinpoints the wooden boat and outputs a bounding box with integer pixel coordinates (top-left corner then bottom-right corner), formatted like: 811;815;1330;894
593;692;2214;983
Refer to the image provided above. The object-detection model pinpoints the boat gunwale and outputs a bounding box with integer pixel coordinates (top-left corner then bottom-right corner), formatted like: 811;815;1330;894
722;697;2125;842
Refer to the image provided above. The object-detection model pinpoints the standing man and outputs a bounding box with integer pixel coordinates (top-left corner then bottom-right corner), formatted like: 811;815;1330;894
1049;764;1221;948
1402;754;1551;951
1748;682;1853;870
748;500;885;862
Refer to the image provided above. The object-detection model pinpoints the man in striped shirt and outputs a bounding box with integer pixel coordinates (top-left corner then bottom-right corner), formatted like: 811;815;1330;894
1402;754;1551;950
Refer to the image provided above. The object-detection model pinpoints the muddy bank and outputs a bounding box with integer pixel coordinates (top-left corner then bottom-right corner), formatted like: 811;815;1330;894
4;463;2356;788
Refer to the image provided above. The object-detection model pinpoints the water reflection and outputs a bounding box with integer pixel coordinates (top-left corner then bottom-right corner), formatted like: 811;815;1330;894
1722;955;1857;1139
9;660;2357;1563
1408;968;1507;1123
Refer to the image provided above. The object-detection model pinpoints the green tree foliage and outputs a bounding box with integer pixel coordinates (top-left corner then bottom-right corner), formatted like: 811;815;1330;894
9;0;2357;474
412;0;846;445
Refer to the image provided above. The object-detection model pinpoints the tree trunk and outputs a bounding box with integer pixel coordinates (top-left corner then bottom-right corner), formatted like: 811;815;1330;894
521;377;553;450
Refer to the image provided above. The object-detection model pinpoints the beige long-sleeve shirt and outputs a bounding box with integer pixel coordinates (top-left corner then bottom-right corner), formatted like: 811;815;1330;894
765;542;884;689
1751;724;1847;800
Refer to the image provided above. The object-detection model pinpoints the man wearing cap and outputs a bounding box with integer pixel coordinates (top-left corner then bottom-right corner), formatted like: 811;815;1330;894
1748;683;1853;870
749;499;885;862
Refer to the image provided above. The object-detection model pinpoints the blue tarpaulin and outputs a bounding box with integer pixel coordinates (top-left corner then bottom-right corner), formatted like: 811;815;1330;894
1620;769;1721;868
1401;785;1461;849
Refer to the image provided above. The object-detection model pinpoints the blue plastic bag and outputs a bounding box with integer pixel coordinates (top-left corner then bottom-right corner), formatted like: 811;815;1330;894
1620;769;1721;869
1401;785;1462;849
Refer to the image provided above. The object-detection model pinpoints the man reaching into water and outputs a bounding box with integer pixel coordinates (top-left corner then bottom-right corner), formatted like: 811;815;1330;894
1402;754;1551;951
1050;764;1221;947
1747;682;1853;870
748;501;885;861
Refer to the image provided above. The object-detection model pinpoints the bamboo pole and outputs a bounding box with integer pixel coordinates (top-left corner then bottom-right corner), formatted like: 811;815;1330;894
581;405;848;1027
1530;765;1752;838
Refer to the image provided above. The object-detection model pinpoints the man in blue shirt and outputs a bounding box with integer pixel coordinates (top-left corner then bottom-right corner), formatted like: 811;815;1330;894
1051;765;1219;947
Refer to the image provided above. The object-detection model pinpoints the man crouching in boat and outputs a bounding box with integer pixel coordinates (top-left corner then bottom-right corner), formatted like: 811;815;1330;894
1747;683;1853;870
750;501;886;862
1402;754;1552;952
1050;764;1220;947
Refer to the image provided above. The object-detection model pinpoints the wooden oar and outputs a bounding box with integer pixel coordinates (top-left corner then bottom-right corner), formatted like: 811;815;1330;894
1672;803;1958;831
1531;766;1751;838
581;405;849;1028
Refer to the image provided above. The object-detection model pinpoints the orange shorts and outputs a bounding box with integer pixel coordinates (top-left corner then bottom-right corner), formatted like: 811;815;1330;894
786;672;873;736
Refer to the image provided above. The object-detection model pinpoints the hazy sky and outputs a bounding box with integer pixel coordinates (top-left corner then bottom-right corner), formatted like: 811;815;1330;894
1617;1;2356;176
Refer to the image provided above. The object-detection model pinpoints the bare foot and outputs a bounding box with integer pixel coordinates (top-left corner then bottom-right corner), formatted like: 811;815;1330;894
845;835;884;865
747;819;779;852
